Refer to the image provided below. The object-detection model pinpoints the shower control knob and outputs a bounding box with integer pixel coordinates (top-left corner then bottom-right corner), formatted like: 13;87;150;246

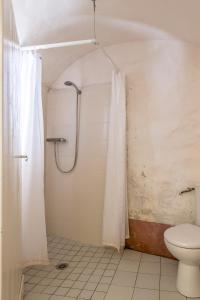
46;138;67;143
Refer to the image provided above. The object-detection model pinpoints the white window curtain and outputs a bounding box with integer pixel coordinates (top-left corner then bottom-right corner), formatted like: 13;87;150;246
102;71;129;252
20;51;48;267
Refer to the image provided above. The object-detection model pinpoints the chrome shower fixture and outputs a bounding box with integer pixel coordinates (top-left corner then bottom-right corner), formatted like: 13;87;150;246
49;80;81;174
46;138;67;143
64;81;82;95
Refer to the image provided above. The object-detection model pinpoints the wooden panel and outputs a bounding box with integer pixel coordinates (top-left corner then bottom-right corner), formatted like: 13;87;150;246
126;219;175;259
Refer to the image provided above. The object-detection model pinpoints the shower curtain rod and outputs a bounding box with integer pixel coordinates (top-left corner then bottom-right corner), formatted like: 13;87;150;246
21;39;97;51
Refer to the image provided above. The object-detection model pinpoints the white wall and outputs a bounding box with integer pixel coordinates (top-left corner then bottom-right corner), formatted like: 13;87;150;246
45;40;200;245
46;84;111;245
126;43;200;225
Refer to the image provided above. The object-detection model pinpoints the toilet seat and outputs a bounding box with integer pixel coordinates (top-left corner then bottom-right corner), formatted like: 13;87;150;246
164;223;200;249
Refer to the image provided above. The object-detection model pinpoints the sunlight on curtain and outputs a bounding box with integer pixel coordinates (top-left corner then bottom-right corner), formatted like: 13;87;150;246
3;40;23;299
20;51;48;267
102;71;129;252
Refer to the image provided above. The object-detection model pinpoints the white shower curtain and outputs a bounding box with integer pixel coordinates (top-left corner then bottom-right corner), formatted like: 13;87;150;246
20;51;48;267
102;71;129;252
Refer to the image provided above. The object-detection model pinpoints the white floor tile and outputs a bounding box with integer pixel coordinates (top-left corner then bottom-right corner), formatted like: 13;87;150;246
123;250;142;261
135;274;160;290
118;259;139;272
54;287;69;296
107;263;118;271
103;270;115;277
88;262;98;269
160;275;177;291
139;262;160;275
161;263;178;276
51;279;64;287
132;288;159;300
56;273;70;280
88;275;102;283
105;285;134;300
91;291;106;300
24;293;51;300
160;291;186;300
50;296;74;300
96;283;109;292
24;283;35;292
29;277;42;284
73;267;85;274
61;280;74;288
83;269;94;275
37;271;49;278
67;288;81;297
100;277;113;284
141;253;160;263
110;258;121;264
78;289;94;299
93;270;104;276
79;274;90;282
112;270;137;287
67;273;80;280
84;282;98;291
161;258;178;265
26;269;39;276
31;285;46;293
43;286;58;295
72;281;86;289
40;278;54;286
26;236;184;300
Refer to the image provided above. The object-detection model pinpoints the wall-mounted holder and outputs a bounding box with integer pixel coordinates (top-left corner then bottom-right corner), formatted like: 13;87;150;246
46;138;67;143
179;187;195;195
14;155;28;161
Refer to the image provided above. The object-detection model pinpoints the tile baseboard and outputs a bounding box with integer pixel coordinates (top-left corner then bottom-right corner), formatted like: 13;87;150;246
126;219;175;259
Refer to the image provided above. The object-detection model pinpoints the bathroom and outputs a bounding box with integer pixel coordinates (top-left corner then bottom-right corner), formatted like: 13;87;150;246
2;0;200;300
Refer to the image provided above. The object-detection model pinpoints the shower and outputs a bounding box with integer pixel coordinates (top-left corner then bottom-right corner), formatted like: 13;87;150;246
46;81;81;173
64;81;82;95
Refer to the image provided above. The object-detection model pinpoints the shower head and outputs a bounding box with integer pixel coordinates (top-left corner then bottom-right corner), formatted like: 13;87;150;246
64;81;82;95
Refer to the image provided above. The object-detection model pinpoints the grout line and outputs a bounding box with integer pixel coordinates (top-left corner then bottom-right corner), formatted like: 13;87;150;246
84;247;122;299
131;252;142;300
64;240;116;298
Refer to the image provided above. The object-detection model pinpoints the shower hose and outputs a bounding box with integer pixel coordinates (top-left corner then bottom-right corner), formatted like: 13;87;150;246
53;92;80;173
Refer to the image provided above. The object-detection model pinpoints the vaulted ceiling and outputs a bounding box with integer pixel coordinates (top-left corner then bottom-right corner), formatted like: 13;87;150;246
12;0;200;85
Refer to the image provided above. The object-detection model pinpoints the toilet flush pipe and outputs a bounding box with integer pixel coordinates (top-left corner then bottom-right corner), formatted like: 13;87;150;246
179;186;200;226
179;187;195;195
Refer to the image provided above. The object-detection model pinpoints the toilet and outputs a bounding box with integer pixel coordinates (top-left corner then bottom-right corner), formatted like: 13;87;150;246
164;188;200;298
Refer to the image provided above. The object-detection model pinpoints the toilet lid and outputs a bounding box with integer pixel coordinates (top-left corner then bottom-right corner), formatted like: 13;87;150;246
164;223;200;249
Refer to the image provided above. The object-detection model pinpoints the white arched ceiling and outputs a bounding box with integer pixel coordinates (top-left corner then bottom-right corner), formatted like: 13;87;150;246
12;0;200;84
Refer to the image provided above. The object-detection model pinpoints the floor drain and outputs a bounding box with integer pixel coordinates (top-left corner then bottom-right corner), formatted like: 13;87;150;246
56;263;68;270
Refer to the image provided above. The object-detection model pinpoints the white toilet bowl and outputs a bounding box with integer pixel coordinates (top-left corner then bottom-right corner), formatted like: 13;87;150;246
164;223;200;298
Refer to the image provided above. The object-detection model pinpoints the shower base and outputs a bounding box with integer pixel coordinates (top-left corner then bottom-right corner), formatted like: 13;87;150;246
23;235;179;300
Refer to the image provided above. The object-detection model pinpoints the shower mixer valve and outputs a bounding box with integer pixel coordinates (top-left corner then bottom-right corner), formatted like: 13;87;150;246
46;138;67;143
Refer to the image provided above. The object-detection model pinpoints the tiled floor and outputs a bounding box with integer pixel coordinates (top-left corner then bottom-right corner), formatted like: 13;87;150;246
24;236;199;300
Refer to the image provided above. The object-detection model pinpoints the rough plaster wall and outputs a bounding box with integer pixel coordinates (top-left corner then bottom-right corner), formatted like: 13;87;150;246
47;41;200;240
126;44;200;225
